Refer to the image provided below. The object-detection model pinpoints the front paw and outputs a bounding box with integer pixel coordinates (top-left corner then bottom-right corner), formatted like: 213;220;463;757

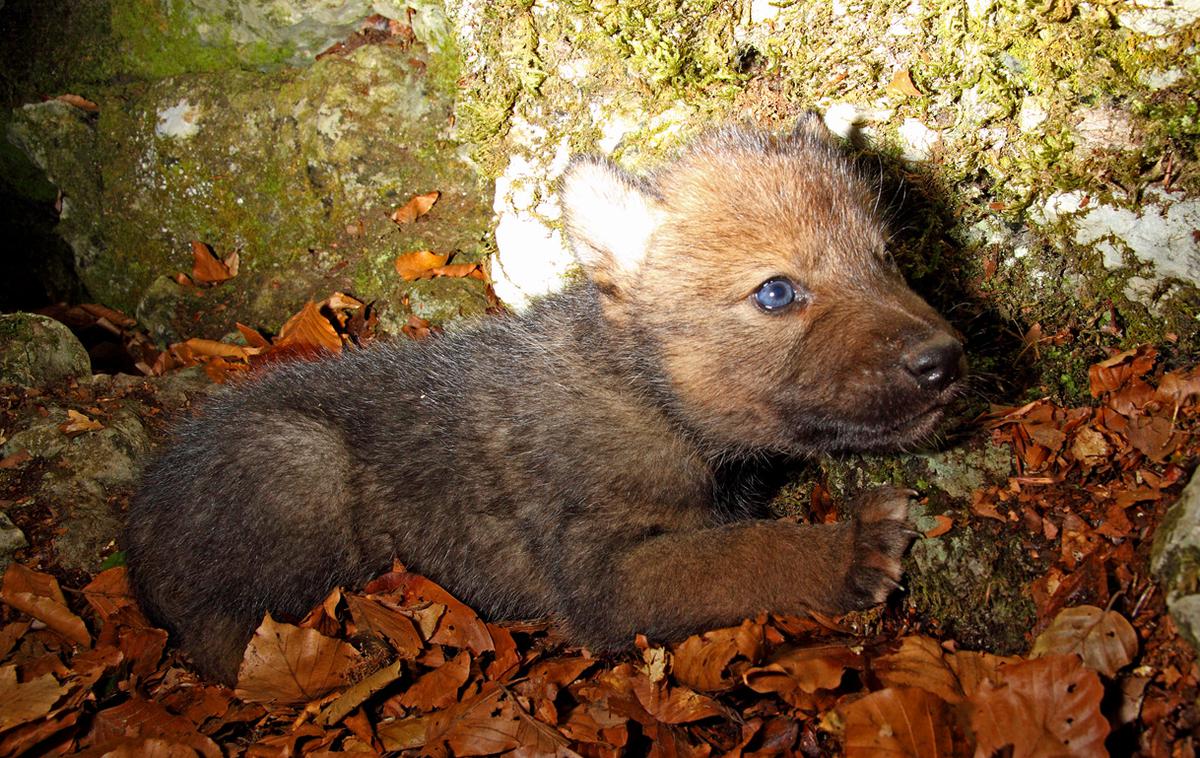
840;486;919;611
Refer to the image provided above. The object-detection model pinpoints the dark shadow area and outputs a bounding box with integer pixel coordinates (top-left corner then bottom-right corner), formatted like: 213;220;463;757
849;141;1039;415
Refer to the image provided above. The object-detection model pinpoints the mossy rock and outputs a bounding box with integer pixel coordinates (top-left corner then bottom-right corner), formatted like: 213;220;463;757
0;313;91;387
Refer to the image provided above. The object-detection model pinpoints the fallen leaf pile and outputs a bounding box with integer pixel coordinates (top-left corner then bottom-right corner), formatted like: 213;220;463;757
0;345;1197;755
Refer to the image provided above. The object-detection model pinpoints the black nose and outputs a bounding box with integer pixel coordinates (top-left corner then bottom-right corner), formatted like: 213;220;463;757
903;335;964;392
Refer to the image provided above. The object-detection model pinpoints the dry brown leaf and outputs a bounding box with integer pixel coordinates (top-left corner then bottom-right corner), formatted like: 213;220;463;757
54;93;100;112
925;514;953;538
234;323;271;350
60;409;103;436
1030;605;1137;678
0;563;91;646
365;572;495;655
743;644;860;699
318;660;403;726
235;614;363;705
486;623;520;680
346;595;423;658
887;69;923;97
90;696;222;758
837;687;960;758
631;673;729;724
190;241;237;285
441;684;524;756
81;567;135;619
1124;415;1180;462
874;636;966;704
0;666;67;733
968;654;1109;758
516;656;596;703
178;338;255;361
426;262;485;280
391;191;440;224
671;618;764;692
395;250;450;280
275;300;343;353
399;649;471;711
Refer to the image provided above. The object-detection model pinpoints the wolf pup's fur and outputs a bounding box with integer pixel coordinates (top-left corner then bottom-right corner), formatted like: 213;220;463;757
124;116;965;684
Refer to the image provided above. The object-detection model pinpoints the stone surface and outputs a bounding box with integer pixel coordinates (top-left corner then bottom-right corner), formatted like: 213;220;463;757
10;29;492;339
0;313;91;387
2;403;151;571
1152;468;1200;652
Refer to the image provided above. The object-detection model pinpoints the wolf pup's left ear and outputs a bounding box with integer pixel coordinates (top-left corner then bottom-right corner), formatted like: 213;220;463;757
560;157;663;283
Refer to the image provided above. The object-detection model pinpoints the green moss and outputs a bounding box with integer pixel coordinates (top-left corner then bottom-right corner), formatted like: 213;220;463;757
110;0;296;79
908;526;1040;654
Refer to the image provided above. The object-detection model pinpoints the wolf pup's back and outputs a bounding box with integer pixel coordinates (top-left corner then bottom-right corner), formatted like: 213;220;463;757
124;117;964;684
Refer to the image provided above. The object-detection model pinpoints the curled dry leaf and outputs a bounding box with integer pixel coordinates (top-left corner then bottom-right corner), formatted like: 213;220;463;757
925;514;953;538
671;618;764;692
0;563;91;646
178;338;256;362
395;250;451;280
318;660;403;726
0;666;67;733
743;644;861;702
887;68;923;97
235;614;363;705
346;595;423;658
391;191;440;224
275;300;343;353
190;241;238;285
968;654;1108;758
60;409;104;436
1030;605;1137;677
54;93;100;112
836;687;960;758
399;649;471;711
364;571;495;655
631;673;730;725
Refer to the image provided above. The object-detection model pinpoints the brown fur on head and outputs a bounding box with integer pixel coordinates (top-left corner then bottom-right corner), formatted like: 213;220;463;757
560;114;965;455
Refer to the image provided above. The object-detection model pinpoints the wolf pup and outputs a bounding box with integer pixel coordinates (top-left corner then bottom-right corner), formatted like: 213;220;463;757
124;116;965;684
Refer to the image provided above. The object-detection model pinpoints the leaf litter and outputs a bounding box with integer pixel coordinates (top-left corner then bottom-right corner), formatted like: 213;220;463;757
0;322;1198;753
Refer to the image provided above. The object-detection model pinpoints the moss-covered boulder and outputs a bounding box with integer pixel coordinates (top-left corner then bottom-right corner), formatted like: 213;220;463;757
0;313;91;387
1152;469;1200;652
10;25;493;340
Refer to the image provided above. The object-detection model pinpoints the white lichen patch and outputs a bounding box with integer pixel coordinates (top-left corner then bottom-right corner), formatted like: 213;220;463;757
1117;0;1200;37
1036;188;1200;293
898;118;940;161
315;105;346;142
490;120;577;309
155;99;202;140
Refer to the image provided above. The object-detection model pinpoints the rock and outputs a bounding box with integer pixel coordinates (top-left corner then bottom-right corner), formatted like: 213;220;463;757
10;26;492;337
1152;468;1200;653
919;443;1013;501
3;404;151;571
0;313;91;387
0;512;28;571
6;102;104;283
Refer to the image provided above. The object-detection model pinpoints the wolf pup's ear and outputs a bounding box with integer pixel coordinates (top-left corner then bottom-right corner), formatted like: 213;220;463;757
789;110;838;145
560;157;662;284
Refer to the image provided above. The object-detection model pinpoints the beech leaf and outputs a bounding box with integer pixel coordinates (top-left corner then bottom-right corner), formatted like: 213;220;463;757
1030;605;1137;677
837;686;959;758
235;614;362;705
968;654;1109;758
0;563;91;646
0;666;67;732
391;191;440;224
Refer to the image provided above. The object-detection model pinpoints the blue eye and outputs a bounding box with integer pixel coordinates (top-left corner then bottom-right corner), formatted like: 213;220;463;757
753;278;798;311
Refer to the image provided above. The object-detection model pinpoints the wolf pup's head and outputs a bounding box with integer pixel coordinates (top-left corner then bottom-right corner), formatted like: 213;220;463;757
559;115;965;455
